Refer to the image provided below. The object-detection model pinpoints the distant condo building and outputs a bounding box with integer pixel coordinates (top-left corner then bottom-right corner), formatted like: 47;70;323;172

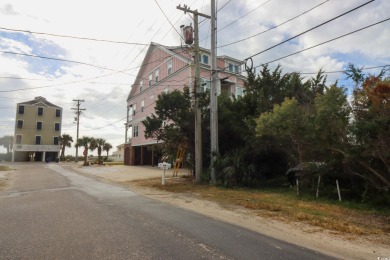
12;96;62;162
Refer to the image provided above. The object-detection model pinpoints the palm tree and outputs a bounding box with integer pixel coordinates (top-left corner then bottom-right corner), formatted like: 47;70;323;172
59;134;73;161
76;136;93;166
89;138;98;163
103;143;113;160
95;138;106;164
0;136;13;154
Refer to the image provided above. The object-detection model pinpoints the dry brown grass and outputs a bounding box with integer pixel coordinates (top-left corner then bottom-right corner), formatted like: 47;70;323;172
0;165;12;171
131;176;390;244
0;165;12;191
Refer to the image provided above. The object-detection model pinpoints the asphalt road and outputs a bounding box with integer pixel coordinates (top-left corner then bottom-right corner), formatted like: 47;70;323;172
0;163;334;259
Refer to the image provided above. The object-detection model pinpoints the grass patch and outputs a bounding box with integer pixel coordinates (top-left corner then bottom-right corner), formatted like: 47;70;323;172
104;162;124;166
0;165;12;171
131;176;390;242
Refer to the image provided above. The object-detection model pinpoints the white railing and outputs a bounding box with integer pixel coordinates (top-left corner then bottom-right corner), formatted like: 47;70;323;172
14;144;60;152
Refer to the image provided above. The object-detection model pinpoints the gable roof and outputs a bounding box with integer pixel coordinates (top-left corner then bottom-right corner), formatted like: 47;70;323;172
127;42;192;101
18;96;61;108
126;42;246;102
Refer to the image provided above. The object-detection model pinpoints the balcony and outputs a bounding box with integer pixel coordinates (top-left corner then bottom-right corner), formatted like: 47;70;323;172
14;144;60;152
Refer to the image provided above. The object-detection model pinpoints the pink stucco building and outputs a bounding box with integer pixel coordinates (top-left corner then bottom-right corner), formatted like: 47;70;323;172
124;42;246;166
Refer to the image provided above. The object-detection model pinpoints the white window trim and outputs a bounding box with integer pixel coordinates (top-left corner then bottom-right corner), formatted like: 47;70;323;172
54;122;60;131
148;74;153;86
201;78;211;92
17;119;24;129
155;69;159;82
167;59;173;75
16;134;22;144
37;107;44;116
235;85;245;98
35;135;42;145
200;54;209;65
133;125;139;137
37;121;43;130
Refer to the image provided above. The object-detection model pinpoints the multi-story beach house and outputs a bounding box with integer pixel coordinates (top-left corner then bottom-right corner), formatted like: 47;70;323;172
124;42;246;166
12;96;62;162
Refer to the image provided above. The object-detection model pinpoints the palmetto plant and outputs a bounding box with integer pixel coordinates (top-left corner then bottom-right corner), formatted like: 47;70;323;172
59;134;73;161
76;136;93;166
90;138;106;164
103;143;113;160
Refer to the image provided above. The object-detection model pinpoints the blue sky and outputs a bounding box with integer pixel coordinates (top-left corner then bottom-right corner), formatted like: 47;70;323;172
0;31;69;78
0;0;389;154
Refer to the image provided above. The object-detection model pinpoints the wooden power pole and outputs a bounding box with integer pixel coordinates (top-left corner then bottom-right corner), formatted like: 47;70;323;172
177;5;210;183
72;99;85;163
210;0;218;184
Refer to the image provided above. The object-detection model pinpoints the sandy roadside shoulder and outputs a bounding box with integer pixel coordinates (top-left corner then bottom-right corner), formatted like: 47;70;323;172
70;164;390;260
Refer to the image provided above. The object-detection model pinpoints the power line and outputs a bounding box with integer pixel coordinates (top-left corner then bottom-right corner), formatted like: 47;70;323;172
0;76;49;81
155;0;183;39
218;0;330;48
0;69;131;93
256;17;390;68
217;0;232;12
218;0;273;32
0;47;189;93
0;77;134;85
298;65;390;75
0;27;148;46
0;50;132;75
87;116;127;131
244;0;374;61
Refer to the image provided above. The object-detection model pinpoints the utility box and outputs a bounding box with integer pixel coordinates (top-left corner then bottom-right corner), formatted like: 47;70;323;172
183;25;194;45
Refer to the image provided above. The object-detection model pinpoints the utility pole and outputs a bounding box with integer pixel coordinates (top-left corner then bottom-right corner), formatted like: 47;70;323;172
210;0;218;184
71;99;85;163
177;5;210;183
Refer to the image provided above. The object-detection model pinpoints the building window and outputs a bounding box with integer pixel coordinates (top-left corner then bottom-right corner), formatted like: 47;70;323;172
201;78;211;93
149;74;152;86
37;121;42;130
56;109;61;117
235;86;245;98
133;104;136;115
167;60;172;75
18;105;24;115
35;136;41;145
228;63;240;73
17;120;23;129
163;87;169;94
37;107;43;116
16;135;22;144
200;54;209;65
55;123;60;131
133;125;138;137
53;136;59;145
155;69;159;82
140;81;143;93
141;100;144;112
234;65;240;73
129;105;134;116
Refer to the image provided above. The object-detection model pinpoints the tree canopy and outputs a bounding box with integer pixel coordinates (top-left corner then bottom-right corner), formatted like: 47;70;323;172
142;64;389;204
